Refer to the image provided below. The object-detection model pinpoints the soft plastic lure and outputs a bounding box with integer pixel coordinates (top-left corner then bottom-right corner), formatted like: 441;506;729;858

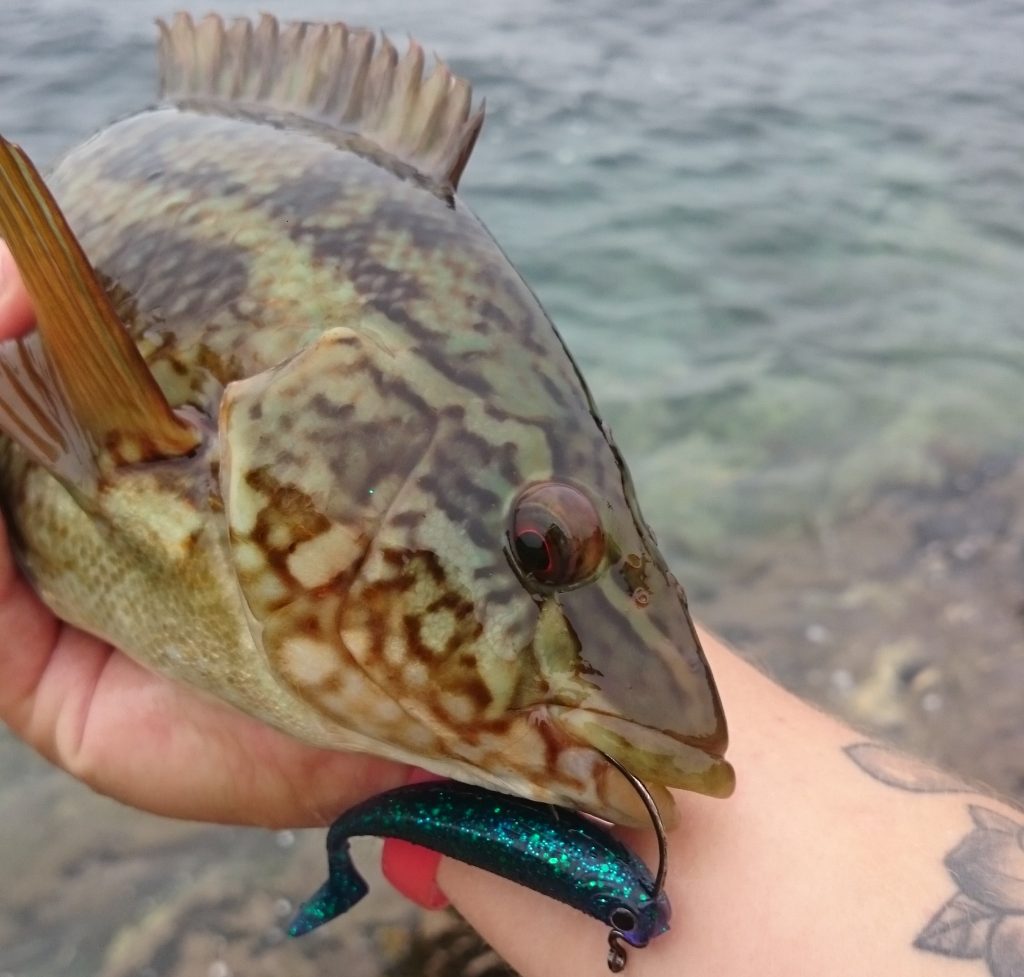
291;775;670;972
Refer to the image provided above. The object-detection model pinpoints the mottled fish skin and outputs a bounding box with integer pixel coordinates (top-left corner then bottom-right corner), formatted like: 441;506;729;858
0;20;732;825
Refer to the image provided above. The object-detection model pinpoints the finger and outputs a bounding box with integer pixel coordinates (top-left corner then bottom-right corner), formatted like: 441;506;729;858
381;768;448;909
0;240;36;338
437;811;683;977
382;839;447;909
439;849;686;977
28;635;409;827
439;859;633;977
0;510;407;825
0;512;62;735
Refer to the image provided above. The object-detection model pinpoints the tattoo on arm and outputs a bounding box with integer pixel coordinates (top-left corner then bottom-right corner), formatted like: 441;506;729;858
846;742;1024;977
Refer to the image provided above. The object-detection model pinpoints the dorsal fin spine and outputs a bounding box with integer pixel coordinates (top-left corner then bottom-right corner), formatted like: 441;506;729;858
157;13;484;190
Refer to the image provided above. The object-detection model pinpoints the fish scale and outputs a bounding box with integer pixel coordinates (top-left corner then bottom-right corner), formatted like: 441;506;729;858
0;13;733;827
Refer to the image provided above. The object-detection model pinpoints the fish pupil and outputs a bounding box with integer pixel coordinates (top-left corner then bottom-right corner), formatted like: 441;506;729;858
514;528;554;575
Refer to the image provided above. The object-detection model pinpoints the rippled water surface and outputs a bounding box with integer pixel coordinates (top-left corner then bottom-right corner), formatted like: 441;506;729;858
0;1;1022;974
4;0;1024;567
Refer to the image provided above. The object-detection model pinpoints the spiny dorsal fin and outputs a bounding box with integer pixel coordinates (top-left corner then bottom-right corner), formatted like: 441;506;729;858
0;137;200;481
157;13;485;190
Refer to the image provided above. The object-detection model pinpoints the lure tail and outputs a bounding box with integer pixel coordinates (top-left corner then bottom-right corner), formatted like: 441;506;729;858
288;840;369;936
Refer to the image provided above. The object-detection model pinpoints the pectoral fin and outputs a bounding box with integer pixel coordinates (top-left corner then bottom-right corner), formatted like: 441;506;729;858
0;136;199;481
0;332;94;483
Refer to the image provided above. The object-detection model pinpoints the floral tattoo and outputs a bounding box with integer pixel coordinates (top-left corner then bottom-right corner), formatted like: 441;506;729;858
846;743;1024;977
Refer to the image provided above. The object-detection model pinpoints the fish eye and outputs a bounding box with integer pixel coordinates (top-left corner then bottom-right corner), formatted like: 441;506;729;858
610;906;638;933
508;482;604;589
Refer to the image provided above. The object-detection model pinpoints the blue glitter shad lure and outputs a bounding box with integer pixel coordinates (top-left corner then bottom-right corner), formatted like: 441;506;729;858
290;777;671;972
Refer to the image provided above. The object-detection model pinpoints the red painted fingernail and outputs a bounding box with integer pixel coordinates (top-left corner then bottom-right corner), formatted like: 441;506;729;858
382;837;448;909
380;769;450;910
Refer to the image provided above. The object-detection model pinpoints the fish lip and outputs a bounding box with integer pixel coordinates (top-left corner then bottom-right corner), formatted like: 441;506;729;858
548;705;736;799
584;703;726;755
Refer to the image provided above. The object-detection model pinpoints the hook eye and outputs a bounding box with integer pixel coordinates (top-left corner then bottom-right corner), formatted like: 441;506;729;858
607;931;628;973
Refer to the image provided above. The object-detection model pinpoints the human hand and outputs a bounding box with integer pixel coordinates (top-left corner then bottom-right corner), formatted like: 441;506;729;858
0;240;408;828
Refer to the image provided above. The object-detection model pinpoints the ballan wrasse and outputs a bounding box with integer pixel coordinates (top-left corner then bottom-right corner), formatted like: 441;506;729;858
0;14;734;828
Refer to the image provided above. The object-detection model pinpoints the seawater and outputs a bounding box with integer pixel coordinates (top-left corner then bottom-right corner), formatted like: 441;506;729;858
3;0;1022;579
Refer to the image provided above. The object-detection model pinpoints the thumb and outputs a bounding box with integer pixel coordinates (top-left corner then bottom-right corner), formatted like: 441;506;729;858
0;240;37;338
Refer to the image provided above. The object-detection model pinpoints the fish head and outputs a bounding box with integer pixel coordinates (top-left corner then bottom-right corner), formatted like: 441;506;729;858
218;263;731;824
502;467;733;802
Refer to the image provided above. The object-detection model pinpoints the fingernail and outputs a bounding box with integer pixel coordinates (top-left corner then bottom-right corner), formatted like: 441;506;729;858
382;837;449;910
380;768;450;911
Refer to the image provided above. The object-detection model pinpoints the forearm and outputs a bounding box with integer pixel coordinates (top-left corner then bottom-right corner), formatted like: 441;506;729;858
439;629;1020;977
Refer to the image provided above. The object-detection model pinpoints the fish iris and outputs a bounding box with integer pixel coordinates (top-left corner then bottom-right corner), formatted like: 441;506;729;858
509;482;605;589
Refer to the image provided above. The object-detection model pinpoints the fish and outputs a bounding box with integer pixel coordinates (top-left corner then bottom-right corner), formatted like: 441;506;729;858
288;779;671;973
0;13;734;827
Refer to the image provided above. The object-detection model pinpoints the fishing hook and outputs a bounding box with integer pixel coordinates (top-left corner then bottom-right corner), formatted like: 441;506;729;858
600;752;669;973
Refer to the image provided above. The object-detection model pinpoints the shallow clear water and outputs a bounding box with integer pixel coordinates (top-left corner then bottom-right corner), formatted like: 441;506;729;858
4;0;1023;580
0;1;1021;973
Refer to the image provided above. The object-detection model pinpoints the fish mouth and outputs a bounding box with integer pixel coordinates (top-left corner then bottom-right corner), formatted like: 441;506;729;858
550;706;735;825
